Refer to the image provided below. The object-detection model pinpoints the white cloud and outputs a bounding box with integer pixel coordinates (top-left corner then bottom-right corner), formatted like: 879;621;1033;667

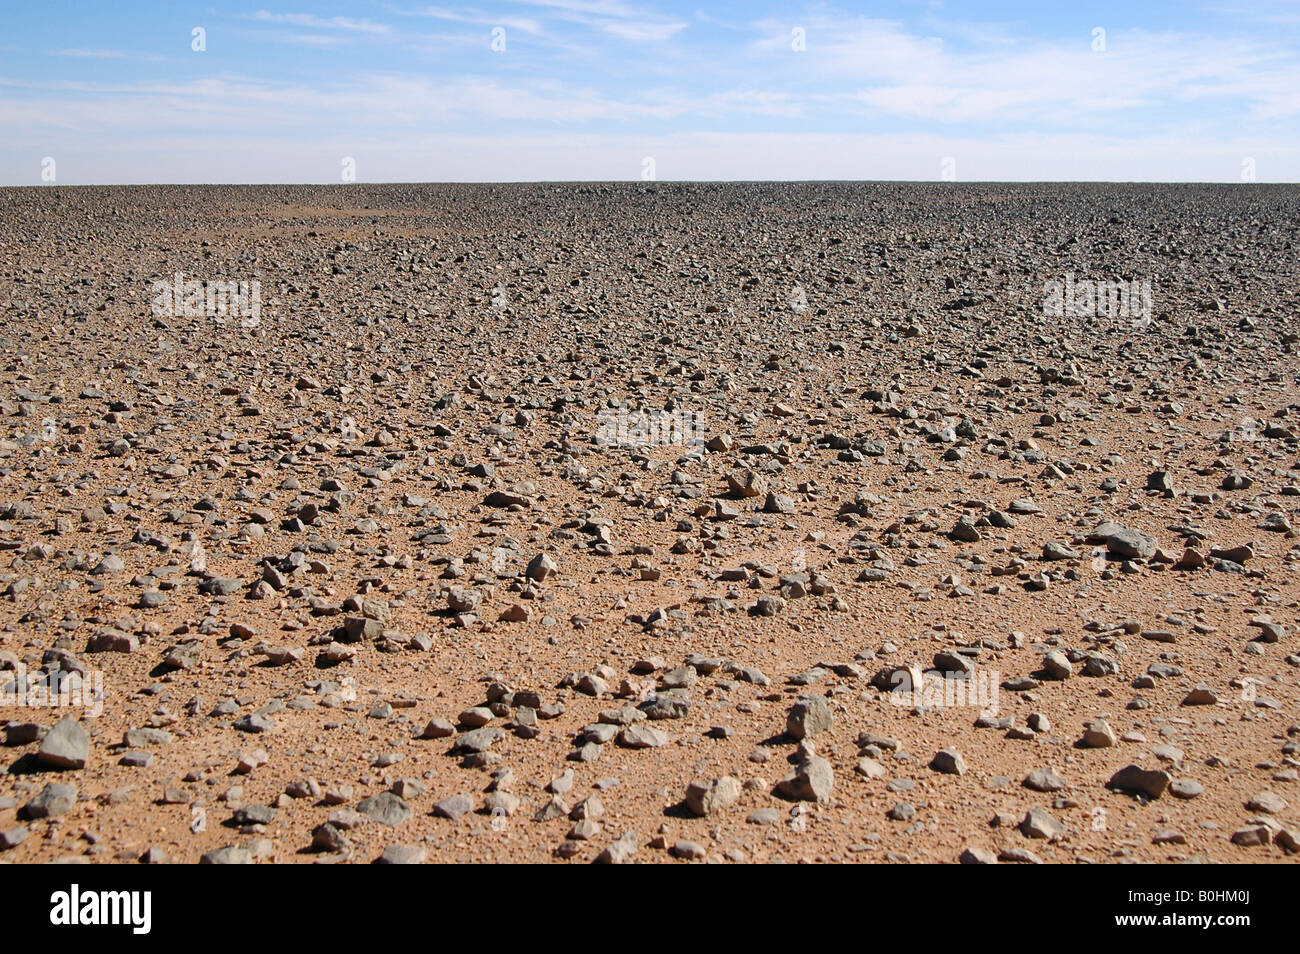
266;33;350;48
743;15;1300;127
506;0;687;42
52;48;131;59
250;11;393;34
420;6;546;35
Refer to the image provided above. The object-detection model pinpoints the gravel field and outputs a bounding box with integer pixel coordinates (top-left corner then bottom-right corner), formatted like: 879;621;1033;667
1;182;1298;864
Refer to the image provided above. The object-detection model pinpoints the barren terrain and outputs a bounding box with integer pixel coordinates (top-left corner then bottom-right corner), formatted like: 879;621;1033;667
1;182;1298;864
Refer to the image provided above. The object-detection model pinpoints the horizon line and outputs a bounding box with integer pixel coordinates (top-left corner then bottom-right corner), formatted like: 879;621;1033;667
4;179;1297;188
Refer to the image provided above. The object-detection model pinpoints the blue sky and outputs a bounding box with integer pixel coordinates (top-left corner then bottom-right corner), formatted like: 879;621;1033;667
2;1;1298;183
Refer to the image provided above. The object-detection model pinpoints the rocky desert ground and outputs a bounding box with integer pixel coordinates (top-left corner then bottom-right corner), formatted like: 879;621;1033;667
1;181;1298;864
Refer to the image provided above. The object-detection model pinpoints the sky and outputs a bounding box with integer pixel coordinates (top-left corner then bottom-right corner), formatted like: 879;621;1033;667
1;1;1298;183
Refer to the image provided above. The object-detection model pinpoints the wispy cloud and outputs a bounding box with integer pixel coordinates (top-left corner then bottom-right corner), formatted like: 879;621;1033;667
51;47;167;61
747;15;1300;126
265;33;350;47
420;6;546;36
507;0;687;42
250;11;393;34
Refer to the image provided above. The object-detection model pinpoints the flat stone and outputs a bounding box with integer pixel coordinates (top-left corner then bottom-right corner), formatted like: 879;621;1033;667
618;725;670;748
433;794;474;820
1023;767;1066;792
377;844;426;864
357;792;411;826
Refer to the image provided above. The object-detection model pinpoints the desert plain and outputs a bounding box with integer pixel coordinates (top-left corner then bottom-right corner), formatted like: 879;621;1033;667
0;182;1298;864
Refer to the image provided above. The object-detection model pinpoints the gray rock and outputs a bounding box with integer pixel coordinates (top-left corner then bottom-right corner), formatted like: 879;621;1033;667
525;552;557;582
357;792;411;826
1082;653;1120;677
998;847;1044;864
23;783;77;819
234;712;274;733
640;694;690;720
618;724;670;748
671;839;707;860
1020;808;1065;840
201;846;253;864
311;823;350;853
775;753;834;802
91;554;125;575
1108;764;1171;799
1102;525;1158;560
86;628;138;653
37;717;89;770
377;844;426;864
0;826;30;850
786;695;833;740
1042;650;1073;680
483;791;520;817
684;776;741;816
123;727;172;747
930;748;967;775
595;831;639;864
1246;791;1287;814
233;803;277;826
200;577;243;596
1231;824;1272;847
163;640;203;671
1182;685;1218;705
433;794;474;820
446;587;482;613
1022;768;1066;792
1169;779;1203;799
887;802;916;821
449;726;504;753
1081;719;1117;748
421;717;456;739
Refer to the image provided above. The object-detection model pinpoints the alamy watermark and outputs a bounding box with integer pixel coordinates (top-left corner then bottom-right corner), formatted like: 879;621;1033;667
788;284;808;314
1042;273;1152;327
596;402;706;449
886;668;1000;713
50;884;151;934
150;272;261;327
1;664;103;718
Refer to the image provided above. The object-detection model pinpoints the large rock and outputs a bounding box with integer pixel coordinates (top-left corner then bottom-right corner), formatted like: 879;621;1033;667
725;469;767;498
23;783;77;819
357;792;411;826
525;552;557;582
85;628;137;653
1091;521;1158;560
37;717;88;770
449;727;503;754
786;695;833;740
775;752;834;802
1020;808;1065;840
930;748;967;775
684;776;741;816
1108;764;1171;799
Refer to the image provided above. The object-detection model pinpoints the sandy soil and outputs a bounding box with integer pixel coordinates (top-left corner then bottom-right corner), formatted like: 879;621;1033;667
0;182;1297;864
